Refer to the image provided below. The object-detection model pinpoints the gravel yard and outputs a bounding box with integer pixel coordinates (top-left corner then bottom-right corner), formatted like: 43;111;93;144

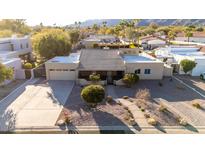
57;85;131;127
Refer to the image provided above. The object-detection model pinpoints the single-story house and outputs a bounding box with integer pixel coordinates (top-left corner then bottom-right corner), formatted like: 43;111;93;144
155;46;205;76
80;35;120;48
140;35;167;50
45;49;172;85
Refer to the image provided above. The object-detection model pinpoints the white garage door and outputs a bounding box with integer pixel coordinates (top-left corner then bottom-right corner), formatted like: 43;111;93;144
49;69;76;80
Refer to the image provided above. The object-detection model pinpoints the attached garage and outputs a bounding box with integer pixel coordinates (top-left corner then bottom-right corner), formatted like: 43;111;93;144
48;69;76;80
45;54;80;81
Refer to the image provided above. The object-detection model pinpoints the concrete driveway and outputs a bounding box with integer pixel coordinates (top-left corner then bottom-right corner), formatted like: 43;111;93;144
0;79;74;131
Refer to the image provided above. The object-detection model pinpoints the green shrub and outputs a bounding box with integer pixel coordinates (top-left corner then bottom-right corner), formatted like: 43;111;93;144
178;118;188;126
159;104;167;112
180;59;196;74
23;63;33;69
81;84;105;107
89;72;100;82
106;95;113;103
122;73;139;87
192;102;201;109
123;96;129;99
147;118;157;125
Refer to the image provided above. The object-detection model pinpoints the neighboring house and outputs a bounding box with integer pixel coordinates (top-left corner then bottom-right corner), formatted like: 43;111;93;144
0;57;25;85
0;35;31;85
45;49;172;85
140;35;167;50
175;32;205;43
80;35;120;48
0;35;32;60
155;46;205;76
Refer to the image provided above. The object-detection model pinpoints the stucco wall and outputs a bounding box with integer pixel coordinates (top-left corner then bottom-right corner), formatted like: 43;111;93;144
125;62;164;80
45;62;79;80
163;64;173;77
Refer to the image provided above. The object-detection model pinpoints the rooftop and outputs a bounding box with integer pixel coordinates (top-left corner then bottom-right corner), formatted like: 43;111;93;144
47;53;80;64
79;49;125;70
0;58;20;65
123;54;160;63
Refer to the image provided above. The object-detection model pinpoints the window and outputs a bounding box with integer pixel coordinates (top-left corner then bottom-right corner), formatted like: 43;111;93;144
26;43;29;48
70;69;75;71
135;69;141;74
20;44;23;49
144;69;151;74
49;69;55;71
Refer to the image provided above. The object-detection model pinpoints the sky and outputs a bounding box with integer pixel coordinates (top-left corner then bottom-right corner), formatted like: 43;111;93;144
1;0;205;26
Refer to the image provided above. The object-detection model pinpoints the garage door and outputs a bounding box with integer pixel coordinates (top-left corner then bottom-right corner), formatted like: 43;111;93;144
49;70;76;80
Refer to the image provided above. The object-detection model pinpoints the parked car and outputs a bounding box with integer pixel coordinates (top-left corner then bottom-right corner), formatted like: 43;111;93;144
200;72;205;80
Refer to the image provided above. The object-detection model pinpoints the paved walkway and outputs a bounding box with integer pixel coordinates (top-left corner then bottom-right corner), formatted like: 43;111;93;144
117;99;150;127
0;80;74;132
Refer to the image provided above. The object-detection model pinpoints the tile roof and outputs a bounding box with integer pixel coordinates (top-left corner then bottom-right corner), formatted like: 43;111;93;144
79;49;125;70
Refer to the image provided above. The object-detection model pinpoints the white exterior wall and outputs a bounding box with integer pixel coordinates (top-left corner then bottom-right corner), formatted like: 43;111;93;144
45;62;79;80
0;42;12;51
125;62;164;80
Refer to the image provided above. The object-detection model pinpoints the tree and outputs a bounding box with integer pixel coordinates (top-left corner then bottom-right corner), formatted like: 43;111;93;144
168;31;176;43
196;27;204;32
180;59;196;74
68;30;80;45
32;29;71;61
81;85;105;107
144;27;155;36
125;28;141;43
0;63;14;85
185;31;193;42
89;72;100;83
0;19;31;35
122;73;139;87
92;24;99;32
0;30;13;38
157;27;171;35
149;22;159;29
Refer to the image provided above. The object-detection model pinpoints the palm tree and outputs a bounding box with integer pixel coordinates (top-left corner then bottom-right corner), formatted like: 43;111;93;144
185;31;193;43
168;31;176;44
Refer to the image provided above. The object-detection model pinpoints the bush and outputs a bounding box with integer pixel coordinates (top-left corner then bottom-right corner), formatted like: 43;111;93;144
196;27;204;32
159;104;167;112
178;118;188;126
147;118;157;125
106;96;113;103
81;84;105;107
122;73;139;87
180;59;196;74
123;96;129;99
192;102;201;109
89;72;100;82
23;62;33;69
135;89;151;100
158;82;163;87
144;113;151;118
141;108;145;112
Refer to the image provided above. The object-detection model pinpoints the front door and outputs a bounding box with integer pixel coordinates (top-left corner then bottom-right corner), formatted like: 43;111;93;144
107;71;113;84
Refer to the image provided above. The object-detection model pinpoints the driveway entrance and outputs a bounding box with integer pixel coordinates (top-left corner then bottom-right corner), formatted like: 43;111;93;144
0;80;74;131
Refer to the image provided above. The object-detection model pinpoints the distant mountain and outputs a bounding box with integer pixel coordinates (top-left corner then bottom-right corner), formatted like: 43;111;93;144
72;19;205;27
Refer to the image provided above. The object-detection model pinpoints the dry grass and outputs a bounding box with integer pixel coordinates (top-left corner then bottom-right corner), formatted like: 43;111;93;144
135;89;151;100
